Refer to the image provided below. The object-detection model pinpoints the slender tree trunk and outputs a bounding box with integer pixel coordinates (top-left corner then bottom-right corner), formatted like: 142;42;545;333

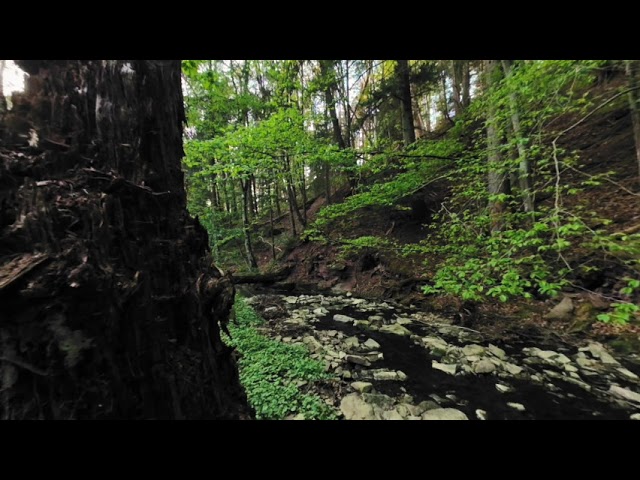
397;60;416;146
274;179;282;217
0;60;6;114
267;183;276;261
319;61;345;149
502;60;534;213
625;60;640;180
0;60;248;419
300;159;308;226
451;60;463;118
462;61;471;108
240;178;258;269
324;161;331;205
485;59;506;233
410;83;425;139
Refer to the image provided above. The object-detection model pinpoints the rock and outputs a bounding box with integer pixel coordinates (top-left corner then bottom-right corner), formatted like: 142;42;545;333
334;314;355;323
364;352;384;362
463;344;485;356
341;370;352;379
302;336;324;353
422;336;449;354
351;381;373;393
537;350;559;362
507;402;526;412
422;408;469;420
631;413;640;420
496;383;512;393
325;330;338;337
503;363;524;376
344;336;360;349
354;320;371;329
473;359;496;374
379;324;412;336
395;404;412;418
396;317;413;325
284;296;298;304
530;374;543;383
554;354;571;365
346;292;352;297
351;298;366;305
609;385;640;404
313;307;329;316
368;315;384;323
364;338;381;349
466;355;481;363
397;371;408;381
563;376;591;391
373;370;399;381
616;367;639;381
340;394;376;420
362;393;396;409
544;296;574;320
576;356;598;370
282;337;292;343
345;355;371;367
382;409;404;420
476;409;488;420
564;364;579;373
488;344;506;360
586;342;620;365
432;361;457;375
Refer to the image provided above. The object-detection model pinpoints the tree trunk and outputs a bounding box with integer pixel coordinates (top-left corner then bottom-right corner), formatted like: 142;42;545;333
0;60;6;115
484;59;506;233
625;60;640;180
240;178;258;269
397;60;416;146
502;60;534;213
0;60;249;419
461;61;471;108
319;61;346;150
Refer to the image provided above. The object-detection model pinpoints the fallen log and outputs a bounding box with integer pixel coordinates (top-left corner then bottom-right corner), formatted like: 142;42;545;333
232;266;292;285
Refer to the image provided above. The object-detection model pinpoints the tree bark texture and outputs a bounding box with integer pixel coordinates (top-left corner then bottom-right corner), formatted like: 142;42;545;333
0;60;250;419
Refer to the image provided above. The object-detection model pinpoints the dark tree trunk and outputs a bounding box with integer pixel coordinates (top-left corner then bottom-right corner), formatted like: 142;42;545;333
0;60;249;419
240;178;258;269
397;60;416;146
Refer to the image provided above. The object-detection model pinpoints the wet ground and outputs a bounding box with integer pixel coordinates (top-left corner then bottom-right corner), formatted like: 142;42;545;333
241;287;640;420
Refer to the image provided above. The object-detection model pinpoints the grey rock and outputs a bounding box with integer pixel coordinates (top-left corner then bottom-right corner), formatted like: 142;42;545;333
421;408;469;420
354;320;371;328
586;342;620;365
422;336;449;353
334;314;355;323
382;409;404;420
616;367;639;381
537;350;559;361
554;353;572;365
396;371;408;381
364;352;384;362
631;413;640;420
379;324;412;336
341;370;352;379
503;362;524;376
340;394;376;420
351;298;366;305
496;383;512;393
325;330;338;337
313;307;329;316
576;356;598;370
473;359;496;374
507;402;526;412
563;376;592;391
373;370;399;381
368;315;385;323
476;409;488;420
345;355;371;367
564;364;579;373
463;344;485;356
344;336;360;349
351;381;373;393
488;344;507;360
432;361;457;375
284;296;299;304
609;385;640;404
364;338;381;349
544;296;574;320
395;404;412;419
362;392;396;409
396;317;413;325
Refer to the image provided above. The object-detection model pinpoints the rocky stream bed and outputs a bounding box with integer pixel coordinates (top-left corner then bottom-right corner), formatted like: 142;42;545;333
242;290;640;420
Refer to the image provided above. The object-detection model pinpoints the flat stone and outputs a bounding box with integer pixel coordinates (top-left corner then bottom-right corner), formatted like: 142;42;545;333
631;413;640;420
364;352;384;362
432;361;457;375
563;376;591;391
473;359;496;374
284;296;298;304
373;370;399;381
345;355;371;367
344;336;360;349
503;362;524;376
476;409;488;420
422;336;449;352
507;402;526;412
463;344;485;356
544;296;574;320
382;409;404;420
313;307;329;315
396;371;408;381
496;383;512;393
363;338;381;349
554;353;572;365
609;385;640;404
586;342;620;365
354;320;371;328
396;317;413;325
351;381;373;393
334;314;355;323
351;298;366;305
564;364;579;373
537;350;559;361
325;330;338;337
379;324;412;336
616;367;639;381
488;344;507;360
576;356;598;370
341;371;352;379
421;408;469;420
368;315;384;323
340;394;376;420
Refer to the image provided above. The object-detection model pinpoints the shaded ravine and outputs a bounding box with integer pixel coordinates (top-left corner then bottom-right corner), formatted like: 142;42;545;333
241;288;640;420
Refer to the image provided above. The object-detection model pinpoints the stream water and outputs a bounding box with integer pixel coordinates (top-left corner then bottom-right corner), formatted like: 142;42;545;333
240;286;640;420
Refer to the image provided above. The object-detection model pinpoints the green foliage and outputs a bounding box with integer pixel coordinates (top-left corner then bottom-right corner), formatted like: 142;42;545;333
225;298;338;420
597;278;640;325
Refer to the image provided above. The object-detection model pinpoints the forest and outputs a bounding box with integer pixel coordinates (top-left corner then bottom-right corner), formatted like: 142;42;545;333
0;59;639;420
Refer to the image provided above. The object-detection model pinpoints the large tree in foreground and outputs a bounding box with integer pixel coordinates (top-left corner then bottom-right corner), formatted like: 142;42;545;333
0;60;249;419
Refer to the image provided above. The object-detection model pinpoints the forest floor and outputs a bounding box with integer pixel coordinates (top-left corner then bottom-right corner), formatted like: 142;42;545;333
251;79;640;358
